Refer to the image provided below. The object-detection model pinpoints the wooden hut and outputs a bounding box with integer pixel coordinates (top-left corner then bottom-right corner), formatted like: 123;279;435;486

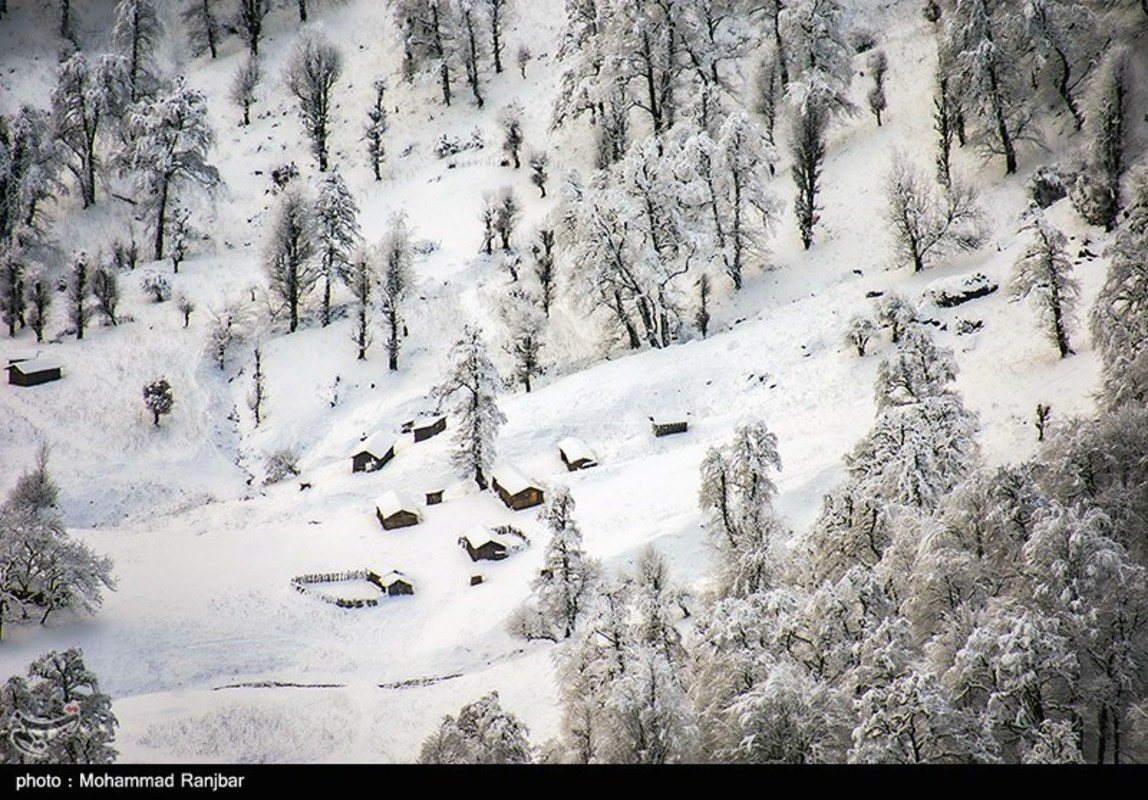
352;433;396;473
558;437;598;471
490;463;545;510
6;359;62;387
458;526;510;562
403;414;447;443
374;491;422;530
368;569;415;596
650;415;689;437
425;489;444;506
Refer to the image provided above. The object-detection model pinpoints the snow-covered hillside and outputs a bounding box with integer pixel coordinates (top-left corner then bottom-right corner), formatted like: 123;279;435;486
2;0;1147;764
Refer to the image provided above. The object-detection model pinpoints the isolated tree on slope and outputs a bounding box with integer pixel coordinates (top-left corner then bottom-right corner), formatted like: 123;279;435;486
379;214;413;371
1009;215;1079;358
418;692;532;764
67;251;90;340
143;378;174;426
364;78;387;180
313;170;360;327
120;81;220;261
498;286;544;392
884;158;982;272
265;188;317;333
0;649;118;764
284;29;342;171
436;326;506;490
348;248;374;361
112;0;163;102
790;99;827;250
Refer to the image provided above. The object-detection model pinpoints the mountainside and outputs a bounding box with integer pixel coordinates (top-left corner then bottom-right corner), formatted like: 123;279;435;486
2;0;1147;764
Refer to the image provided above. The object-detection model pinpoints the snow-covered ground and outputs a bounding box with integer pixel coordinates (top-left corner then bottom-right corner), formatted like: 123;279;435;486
0;0;1131;762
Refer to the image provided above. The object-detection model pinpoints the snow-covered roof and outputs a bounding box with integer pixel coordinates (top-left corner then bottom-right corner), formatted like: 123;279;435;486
7;359;62;374
490;463;540;495
558;437;597;464
356;432;395;456
413;414;446;428
375;490;420;519
376;570;412;588
462;526;508;550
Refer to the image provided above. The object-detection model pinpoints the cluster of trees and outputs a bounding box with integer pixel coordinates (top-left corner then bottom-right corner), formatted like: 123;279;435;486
0;449;115;642
393;0;513;108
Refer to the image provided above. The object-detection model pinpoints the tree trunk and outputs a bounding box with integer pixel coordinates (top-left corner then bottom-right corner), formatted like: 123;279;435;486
153;177;170;261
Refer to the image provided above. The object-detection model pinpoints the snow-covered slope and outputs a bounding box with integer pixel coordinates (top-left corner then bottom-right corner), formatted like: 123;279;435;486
0;0;1136;762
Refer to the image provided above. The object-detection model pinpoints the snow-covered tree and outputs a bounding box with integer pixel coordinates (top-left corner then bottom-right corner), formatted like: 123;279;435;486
1073;45;1129;230
66;251;90;340
529;227;556;316
120;81;220;261
265;188;317;333
1091;185;1148;409
112;0;163;103
313;170;359;327
182;0;223;60
493;186;520;251
25;272;51;343
166;206;191;273
436;326;506;489
876;293;917;344
0;649;118;764
884;158;983;272
498;286;544;392
484;0;509;74
418;691;532;764
529;486;599;640
942;0;1029;175
790;100;827;250
0;452;115;641
284;28;342;172
697;113;781;290
91;265;119;327
235;0;269;57
457;0;486;107
364;78;387;180
379;214;412;371
0;106;62;248
1009;214;1079;358
780;0;855;118
603;643;699;764
231;57;259;127
698;421;786;598
867;50;888;126
51;53;129;208
933;67;957;188
499;102;523;169
845;314;876;357
143;378;174;426
396;0;457;105
0;253;24;337
529;150;548;198
348;248;374;361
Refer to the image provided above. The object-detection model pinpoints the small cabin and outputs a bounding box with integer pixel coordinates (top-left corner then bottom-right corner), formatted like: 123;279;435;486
650;416;689;437
459;526;510;562
6;359;63;387
558;437;598;471
403;414;447;443
425;489;444;506
369;569;415;596
375;490;422;531
490;463;545;511
352;433;396;474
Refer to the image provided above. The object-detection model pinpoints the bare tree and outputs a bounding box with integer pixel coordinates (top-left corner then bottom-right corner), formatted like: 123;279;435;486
235;0;269;57
885;158;983;272
182;0;223;59
499;103;524;168
349;248;374;360
231;57;260;127
494;186;520;251
67;251;90;339
91;264;119;326
284;30;343;171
